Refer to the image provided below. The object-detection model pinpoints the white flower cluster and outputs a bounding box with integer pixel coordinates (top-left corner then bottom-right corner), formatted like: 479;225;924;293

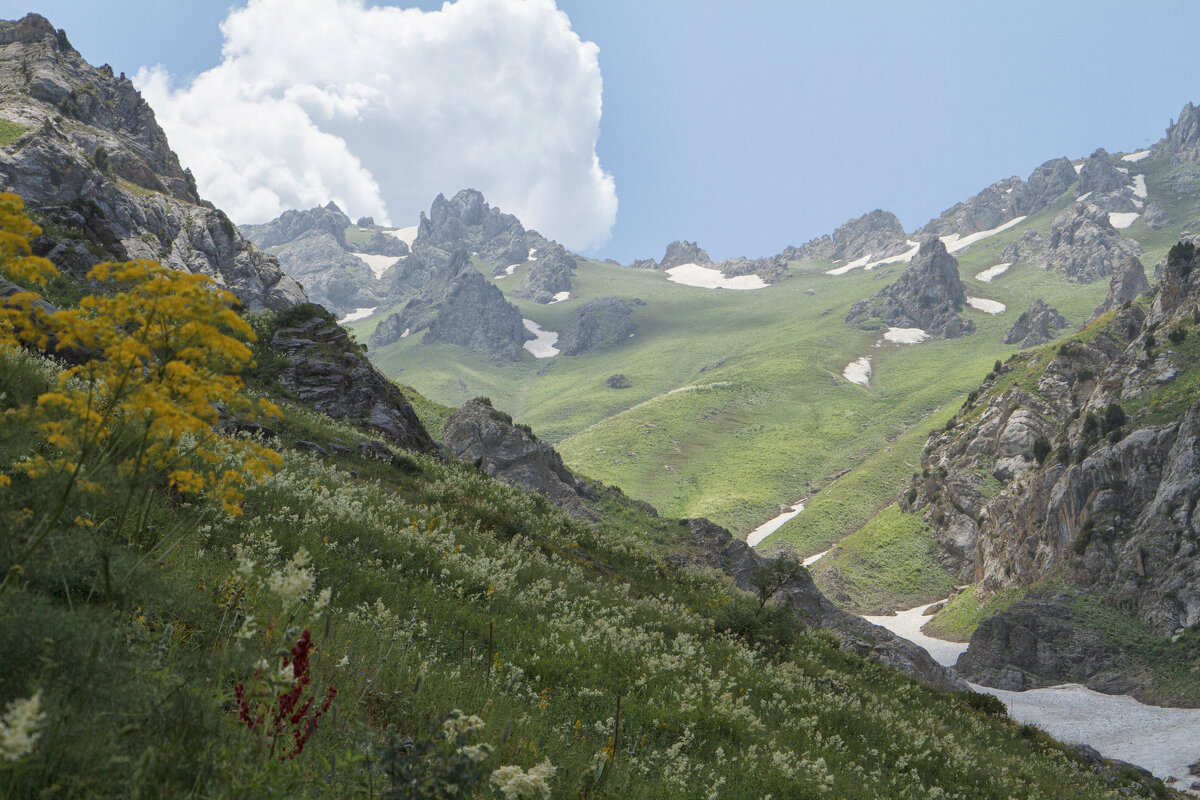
442;709;486;740
490;759;555;800
266;547;315;608
0;692;44;762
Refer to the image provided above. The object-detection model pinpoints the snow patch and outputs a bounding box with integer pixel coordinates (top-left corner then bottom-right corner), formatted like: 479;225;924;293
940;216;1027;254
1075;191;1093;203
966;296;1006;314
355;253;402;279
843;356;871;387
802;548;831;567
548;291;570;304
522;319;559;357
865;240;921;271
400;327;410;338
527;248;538;261
747;501;805;547
883;327;929;344
337;306;377;324
1073;162;1083;174
975;262;1012;283
972;683;1200;791
1132;174;1148;200
825;253;872;276
1122;149;1151;163
1108;212;1139;229
384;226;419;247
863;600;969;668
666;263;768;290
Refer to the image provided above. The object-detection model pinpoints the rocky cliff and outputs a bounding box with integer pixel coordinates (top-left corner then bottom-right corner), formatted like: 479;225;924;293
515;241;576;303
371;249;528;360
908;239;1200;699
1002;203;1143;283
917;157;1076;238
0;14;304;311
1092;255;1150;319
788;209;907;262
1153;101;1200;164
845;238;975;338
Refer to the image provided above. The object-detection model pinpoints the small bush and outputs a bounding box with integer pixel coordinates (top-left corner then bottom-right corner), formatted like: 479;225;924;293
1033;437;1051;465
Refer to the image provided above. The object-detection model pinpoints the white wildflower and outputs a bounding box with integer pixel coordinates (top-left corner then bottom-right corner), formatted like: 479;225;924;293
311;586;332;614
490;759;555;800
0;692;44;762
277;663;295;684
234;615;258;641
442;709;486;739
336;655;350;668
459;743;494;763
267;547;314;607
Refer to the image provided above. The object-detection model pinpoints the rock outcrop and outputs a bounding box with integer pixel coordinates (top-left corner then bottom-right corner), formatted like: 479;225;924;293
1004;299;1069;347
0;14;304;311
659;240;710;269
1092;256;1150;319
789;209;906;262
270;307;435;453
515;241;576;303
909;240;1200;699
669;518;967;693
1077;148;1130;197
375;249;528;360
845;238;975;338
442;398;596;519
717;254;789;283
557;296;637;356
918;157;1075;239
1003;204;1143;283
1153;101;1200;164
416;188;547;273
1012;157;1078;216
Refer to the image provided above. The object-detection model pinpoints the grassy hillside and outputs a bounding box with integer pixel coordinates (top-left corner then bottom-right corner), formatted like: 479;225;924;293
0;197;1175;798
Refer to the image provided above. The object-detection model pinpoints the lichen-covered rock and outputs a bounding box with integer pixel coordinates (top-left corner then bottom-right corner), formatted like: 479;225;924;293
442;397;596;519
558;296;635;356
1004;299;1069;347
0;14;305;311
845;238;975;338
270;308;435;453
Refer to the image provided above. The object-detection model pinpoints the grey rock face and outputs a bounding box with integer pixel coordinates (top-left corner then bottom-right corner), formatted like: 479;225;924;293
845;238;975;338
270;310;435;453
628;257;657;270
956;595;1136;694
912;242;1200;697
1078;148;1130;196
716;254;789;283
919;178;1024;238
367;312;408;349
383;250;528;360
1092;256;1149;319
515;242;576;303
416;188;543;272
0;13;304;311
1012;157;1077;216
1142;201;1169;230
272;229;383;313
1006;204;1143;283
801;209;908;262
558;297;636;356
242;202;351;250
442;397;596;519
1154;101;1200;164
659;240;711;269
669;518;967;692
1004;299;1069;347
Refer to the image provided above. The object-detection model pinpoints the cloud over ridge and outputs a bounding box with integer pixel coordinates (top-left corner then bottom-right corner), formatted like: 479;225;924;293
136;0;617;250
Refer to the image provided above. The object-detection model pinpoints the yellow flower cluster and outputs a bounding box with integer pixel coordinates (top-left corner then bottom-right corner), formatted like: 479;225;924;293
0;192;280;523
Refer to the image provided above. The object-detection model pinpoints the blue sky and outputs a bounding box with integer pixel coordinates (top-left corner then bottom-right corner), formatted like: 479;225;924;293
11;1;1200;262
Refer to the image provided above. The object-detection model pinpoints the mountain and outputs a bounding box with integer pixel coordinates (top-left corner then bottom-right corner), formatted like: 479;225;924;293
0;14;304;311
844;238;975;338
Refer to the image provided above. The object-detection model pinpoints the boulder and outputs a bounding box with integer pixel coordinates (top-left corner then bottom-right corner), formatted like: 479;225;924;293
442;398;596;519
558;297;636;356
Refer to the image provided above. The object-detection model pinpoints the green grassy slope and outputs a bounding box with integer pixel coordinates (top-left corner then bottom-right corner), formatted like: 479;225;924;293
0;342;1174;799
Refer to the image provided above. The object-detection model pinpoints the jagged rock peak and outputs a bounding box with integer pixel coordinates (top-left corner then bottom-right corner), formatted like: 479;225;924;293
1156;101;1200;163
659;240;711;268
1093;256;1149;319
1004;299;1069;348
845;237;975;339
1004;204;1143;284
242;202;352;250
558;296;637;356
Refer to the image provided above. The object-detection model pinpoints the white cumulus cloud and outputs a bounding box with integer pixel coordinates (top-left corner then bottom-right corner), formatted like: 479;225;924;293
135;0;617;250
